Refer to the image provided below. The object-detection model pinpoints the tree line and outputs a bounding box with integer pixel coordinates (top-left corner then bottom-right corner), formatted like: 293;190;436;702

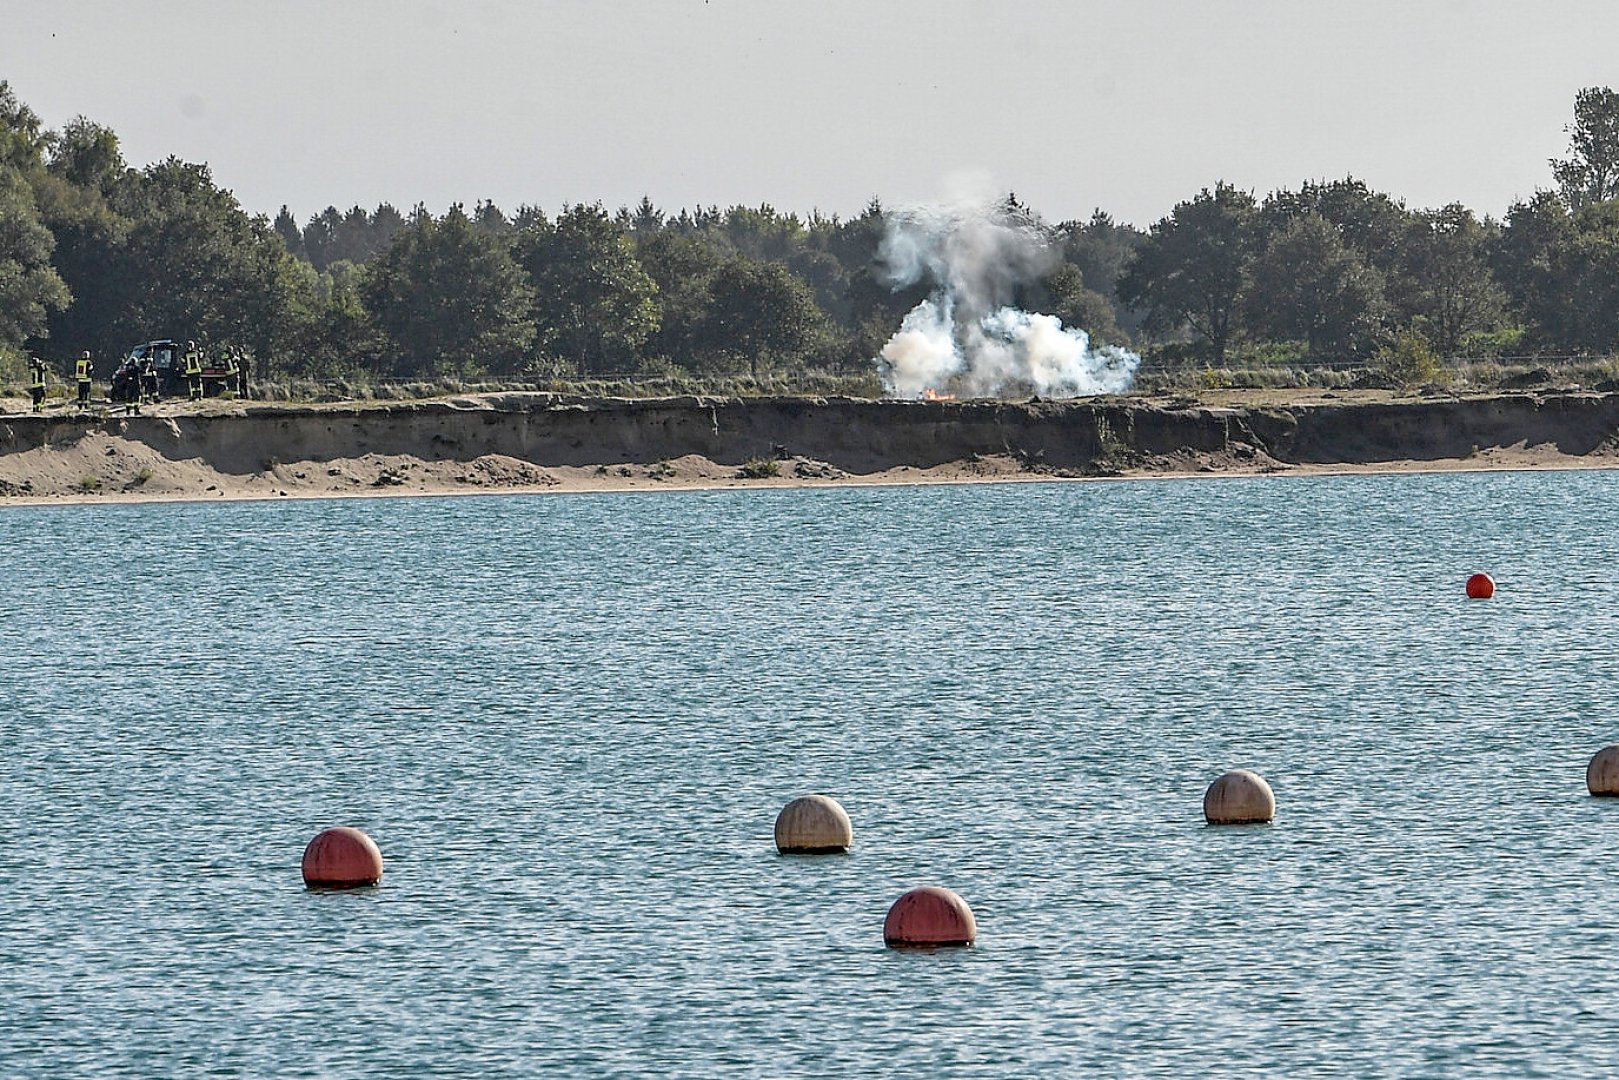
3;81;1617;387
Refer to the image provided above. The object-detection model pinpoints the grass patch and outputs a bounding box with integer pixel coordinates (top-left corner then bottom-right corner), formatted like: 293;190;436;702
245;368;883;403
735;457;781;479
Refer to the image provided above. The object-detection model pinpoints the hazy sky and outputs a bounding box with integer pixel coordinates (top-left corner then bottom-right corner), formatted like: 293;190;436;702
3;0;1615;227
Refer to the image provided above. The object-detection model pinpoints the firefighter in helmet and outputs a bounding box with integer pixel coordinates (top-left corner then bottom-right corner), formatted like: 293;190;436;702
140;353;158;403
29;354;48;412
75;351;93;409
184;340;203;401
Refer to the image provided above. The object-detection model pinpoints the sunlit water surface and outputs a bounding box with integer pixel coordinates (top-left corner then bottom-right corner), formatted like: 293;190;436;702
5;473;1619;1076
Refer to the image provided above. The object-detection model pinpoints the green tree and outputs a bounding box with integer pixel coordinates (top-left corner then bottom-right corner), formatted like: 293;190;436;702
0;165;70;353
302;206;344;270
795;211;852;314
1246;213;1387;359
1260;178;1412;276
1561;201;1619;350
1494;191;1576;348
362;204;536;376
1056;210;1146;338
97;158;306;359
290;260;385;378
36;117;132;362
635;227;727;370
718;204;807;263
473;199;511;235
1118;182;1258;363
0;81;47;174
827;198;928;366
45;116;123;191
0;81;71;358
1552;86;1619;209
1494;192;1619;352
619;195;665;234
1025;263;1119;343
273;206;304;259
515;203;658;374
1398;204;1504;356
696;256;830;377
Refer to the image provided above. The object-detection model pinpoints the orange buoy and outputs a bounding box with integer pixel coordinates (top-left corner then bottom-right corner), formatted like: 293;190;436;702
1588;745;1619;796
1466;572;1495;599
883;886;977;948
1203;769;1276;825
301;826;384;889
774;794;852;853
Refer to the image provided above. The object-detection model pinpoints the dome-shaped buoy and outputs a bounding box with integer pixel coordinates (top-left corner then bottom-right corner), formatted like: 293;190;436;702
1466;572;1496;599
1203;769;1275;825
774;794;852;853
883;886;977;948
301;826;384;889
1588;745;1619;796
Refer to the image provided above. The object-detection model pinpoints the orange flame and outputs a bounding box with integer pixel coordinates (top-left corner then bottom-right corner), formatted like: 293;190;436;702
921;388;956;401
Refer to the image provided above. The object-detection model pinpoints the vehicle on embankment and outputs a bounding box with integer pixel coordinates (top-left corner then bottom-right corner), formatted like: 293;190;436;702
111;340;236;402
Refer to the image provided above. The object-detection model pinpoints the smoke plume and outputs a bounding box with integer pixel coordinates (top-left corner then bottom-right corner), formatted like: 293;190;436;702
875;191;1138;399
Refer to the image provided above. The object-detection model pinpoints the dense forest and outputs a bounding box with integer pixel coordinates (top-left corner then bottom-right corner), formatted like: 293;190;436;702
2;81;1618;391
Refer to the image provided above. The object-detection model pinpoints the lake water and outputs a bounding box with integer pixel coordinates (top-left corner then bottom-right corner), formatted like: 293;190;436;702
4;472;1619;1076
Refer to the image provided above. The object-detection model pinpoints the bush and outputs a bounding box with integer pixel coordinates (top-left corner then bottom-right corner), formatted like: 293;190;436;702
1375;330;1442;387
1225;340;1310;368
735;457;781;479
1457;326;1526;359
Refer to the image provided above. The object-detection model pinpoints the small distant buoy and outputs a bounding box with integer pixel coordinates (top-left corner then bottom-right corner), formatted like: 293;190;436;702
1588;746;1619;796
884;886;977;948
1203;769;1275;825
1466;572;1496;599
774;794;852;853
301;826;384;888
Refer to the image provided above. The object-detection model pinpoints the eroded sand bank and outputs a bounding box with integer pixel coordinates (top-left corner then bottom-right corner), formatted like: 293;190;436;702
2;388;1617;505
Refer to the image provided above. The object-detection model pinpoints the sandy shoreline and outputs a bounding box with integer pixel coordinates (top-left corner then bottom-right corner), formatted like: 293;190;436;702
2;452;1613;510
3;388;1617;507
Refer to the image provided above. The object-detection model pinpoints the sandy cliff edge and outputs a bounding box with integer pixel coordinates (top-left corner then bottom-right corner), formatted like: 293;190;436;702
2;389;1617;503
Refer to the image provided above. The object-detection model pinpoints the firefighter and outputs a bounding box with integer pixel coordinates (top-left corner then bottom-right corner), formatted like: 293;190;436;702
75;351;93;409
184;340;203;401
29;354;48;412
234;346;250;398
140;354;158;403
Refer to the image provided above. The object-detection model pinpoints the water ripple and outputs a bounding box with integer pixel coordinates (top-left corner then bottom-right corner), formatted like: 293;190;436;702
4;474;1619;1075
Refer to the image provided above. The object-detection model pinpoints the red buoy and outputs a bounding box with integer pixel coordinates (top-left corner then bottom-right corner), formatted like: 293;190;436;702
1466;572;1495;599
883;886;977;948
301;826;384;889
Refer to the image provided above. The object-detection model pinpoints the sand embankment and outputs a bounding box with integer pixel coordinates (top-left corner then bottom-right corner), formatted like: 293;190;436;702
2;389;1618;503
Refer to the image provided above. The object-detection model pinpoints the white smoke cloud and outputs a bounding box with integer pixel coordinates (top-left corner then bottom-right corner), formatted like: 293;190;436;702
874;189;1139;399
